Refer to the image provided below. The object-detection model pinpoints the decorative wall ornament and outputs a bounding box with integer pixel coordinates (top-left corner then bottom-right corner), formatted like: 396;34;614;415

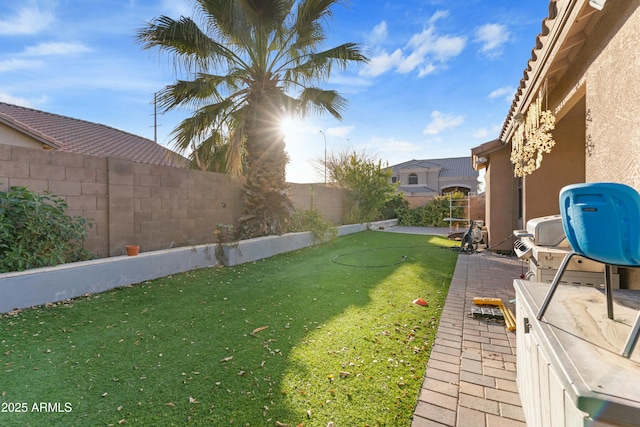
585;108;594;157
510;88;556;177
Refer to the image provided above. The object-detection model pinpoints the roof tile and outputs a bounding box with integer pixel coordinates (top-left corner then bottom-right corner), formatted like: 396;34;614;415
389;156;478;178
0;102;189;168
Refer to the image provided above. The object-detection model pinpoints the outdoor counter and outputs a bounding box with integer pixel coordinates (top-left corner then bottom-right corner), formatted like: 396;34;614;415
514;279;640;426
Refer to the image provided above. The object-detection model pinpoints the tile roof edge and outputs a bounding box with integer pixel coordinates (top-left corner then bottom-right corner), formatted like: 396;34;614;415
0;101;158;146
0;111;61;149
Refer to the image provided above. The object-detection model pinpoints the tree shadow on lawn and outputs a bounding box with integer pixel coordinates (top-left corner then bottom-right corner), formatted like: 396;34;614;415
0;231;458;426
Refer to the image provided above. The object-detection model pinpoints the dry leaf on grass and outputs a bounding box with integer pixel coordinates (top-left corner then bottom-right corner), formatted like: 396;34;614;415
220;356;233;363
251;325;269;335
188;396;198;404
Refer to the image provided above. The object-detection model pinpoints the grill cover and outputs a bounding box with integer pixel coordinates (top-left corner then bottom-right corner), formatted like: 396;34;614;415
526;215;565;246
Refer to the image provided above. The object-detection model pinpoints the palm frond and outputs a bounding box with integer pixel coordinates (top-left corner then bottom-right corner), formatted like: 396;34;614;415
157;74;224;110
299;87;347;119
137;15;235;70
241;0;293;30
289;42;368;80
170;100;235;152
294;0;336;39
225;117;247;176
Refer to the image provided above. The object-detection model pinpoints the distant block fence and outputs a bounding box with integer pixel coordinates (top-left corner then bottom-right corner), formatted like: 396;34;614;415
0;145;349;258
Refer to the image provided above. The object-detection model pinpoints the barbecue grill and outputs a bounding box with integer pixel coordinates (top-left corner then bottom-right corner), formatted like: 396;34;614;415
513;215;620;287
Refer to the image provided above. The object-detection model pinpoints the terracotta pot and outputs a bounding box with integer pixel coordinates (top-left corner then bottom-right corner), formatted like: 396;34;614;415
125;245;140;256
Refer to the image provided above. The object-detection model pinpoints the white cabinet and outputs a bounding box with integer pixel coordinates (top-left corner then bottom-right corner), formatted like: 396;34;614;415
515;279;640;426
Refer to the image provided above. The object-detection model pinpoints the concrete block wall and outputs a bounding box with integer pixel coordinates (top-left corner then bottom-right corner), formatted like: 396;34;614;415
108;157;244;256
287;183;349;224
0;145;350;258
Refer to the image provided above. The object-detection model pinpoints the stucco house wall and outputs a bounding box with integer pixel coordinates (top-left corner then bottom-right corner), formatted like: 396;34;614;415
390;157;479;201
522;97;587;222
0;123;43;149
472;1;640;281
582;3;640;186
473;142;518;252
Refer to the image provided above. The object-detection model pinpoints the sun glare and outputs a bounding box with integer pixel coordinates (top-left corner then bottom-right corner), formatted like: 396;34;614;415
281;117;303;142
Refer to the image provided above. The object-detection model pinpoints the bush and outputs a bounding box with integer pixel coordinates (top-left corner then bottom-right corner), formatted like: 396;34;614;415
0;186;94;272
287;208;337;241
380;192;409;219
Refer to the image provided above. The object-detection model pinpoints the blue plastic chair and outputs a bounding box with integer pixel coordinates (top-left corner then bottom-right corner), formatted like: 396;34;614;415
536;182;640;358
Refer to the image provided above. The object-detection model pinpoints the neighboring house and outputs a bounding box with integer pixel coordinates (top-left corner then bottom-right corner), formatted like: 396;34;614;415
0;102;188;168
389;157;479;198
471;0;639;253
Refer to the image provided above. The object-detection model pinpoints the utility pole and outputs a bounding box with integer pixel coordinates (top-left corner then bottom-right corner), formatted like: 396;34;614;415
151;92;161;143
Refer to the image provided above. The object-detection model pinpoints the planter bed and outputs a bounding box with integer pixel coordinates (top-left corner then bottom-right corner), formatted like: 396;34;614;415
0;220;397;313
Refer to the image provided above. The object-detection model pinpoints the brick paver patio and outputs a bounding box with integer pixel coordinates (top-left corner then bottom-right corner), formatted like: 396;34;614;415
411;248;526;427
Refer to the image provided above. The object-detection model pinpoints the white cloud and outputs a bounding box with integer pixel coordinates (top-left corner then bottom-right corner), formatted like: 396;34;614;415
488;86;515;103
360;48;403;77
360;10;466;79
0;3;55;35
473;128;490;139
423;111;464;135
0;58;42;72
326;126;354;138
417;63;437;77
429;10;450;25
475;23;510;57
0;92;46;107
429;33;467;62
473;124;502;139
377;138;421;153
22;42;91;56
367;21;388;46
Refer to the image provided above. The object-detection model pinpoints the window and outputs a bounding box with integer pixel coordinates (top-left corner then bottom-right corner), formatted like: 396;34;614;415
518;177;523;221
391;176;397;183
408;173;418;185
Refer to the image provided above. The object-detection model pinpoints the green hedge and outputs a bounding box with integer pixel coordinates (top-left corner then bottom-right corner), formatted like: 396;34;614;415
0;186;94;273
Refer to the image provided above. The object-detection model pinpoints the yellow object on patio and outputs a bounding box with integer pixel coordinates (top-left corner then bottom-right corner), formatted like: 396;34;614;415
472;296;516;331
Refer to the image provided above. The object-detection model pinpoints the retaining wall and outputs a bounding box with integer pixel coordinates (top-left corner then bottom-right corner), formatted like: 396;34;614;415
0;220;398;313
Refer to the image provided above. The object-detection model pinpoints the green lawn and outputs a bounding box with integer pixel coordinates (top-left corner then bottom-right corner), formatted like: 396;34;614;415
1;231;458;426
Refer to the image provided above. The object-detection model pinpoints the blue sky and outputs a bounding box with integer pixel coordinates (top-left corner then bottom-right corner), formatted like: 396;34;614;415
0;1;549;183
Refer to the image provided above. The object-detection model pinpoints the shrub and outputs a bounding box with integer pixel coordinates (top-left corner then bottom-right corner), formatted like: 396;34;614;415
287;208;337;241
380;192;409;219
0;186;94;272
398;191;466;227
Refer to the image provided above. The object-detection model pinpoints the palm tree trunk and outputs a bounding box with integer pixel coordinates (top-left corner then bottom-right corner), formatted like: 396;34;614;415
239;93;293;238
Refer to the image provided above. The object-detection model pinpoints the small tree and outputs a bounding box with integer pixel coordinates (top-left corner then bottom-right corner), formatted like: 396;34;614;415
287;208;337;241
381;192;409;219
0;186;94;272
319;149;397;223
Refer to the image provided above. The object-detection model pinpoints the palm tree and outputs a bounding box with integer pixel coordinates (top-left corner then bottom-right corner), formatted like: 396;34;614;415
137;0;368;238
